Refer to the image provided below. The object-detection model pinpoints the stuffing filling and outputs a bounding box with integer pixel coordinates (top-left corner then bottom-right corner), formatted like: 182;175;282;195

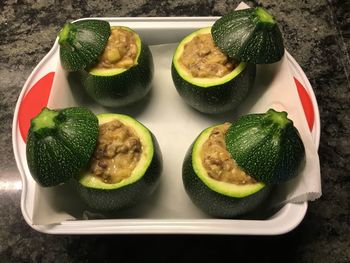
95;27;138;69
200;123;256;185
179;33;236;78
89;119;142;184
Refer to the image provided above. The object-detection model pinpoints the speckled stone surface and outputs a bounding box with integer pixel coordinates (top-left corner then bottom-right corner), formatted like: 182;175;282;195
1;0;349;262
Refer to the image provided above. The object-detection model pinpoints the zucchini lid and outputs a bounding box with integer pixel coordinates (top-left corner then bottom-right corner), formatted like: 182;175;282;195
212;7;285;64
225;109;305;184
58;19;111;71
26;107;99;187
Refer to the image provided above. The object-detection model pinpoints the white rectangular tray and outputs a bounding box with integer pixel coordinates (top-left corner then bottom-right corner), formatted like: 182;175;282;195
12;17;320;235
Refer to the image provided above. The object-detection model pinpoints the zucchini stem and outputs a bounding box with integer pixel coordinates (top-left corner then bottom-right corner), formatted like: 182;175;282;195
266;108;291;128
58;22;76;46
31;107;59;132
255;7;276;24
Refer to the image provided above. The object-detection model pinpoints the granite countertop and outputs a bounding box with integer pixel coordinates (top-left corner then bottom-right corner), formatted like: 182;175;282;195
1;0;349;262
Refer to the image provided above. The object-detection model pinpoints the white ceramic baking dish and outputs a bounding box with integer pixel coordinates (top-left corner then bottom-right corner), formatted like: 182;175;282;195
12;17;320;235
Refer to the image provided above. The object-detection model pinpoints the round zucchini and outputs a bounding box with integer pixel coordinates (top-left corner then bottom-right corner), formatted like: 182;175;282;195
58;20;111;72
212;7;285;64
171;27;256;114
26;107;99;187
76;26;154;108
225;109;305;184
183;124;270;218
74;113;162;211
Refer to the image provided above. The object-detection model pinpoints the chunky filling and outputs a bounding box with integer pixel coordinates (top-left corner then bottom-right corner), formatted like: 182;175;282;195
200;123;256;185
179;33;236;78
89;119;142;184
95;27;138;69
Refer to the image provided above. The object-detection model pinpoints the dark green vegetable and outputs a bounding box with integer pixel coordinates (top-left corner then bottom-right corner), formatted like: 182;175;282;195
26;107;99;187
75;113;162;211
171;27;256;114
76;26;154;108
182;124;270;218
225;109;305;184
65;26;154;108
58;20;111;71
212;7;285;64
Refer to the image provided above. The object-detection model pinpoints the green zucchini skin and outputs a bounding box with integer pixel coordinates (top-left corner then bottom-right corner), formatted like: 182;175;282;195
182;142;271;218
26;107;99;187
76;42;154;107
171;63;256;114
59;20;111;72
212;7;285;64
225;109;305;184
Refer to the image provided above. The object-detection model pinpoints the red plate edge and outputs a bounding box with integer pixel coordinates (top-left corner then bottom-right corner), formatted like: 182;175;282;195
294;77;314;131
18;72;55;142
17;73;315;143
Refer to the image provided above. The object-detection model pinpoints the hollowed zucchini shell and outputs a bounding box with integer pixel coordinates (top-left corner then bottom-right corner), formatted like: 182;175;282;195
78;27;154;108
58;21;154;108
171;27;256;114
74;113;162;211
80;31;154;107
182;125;270;218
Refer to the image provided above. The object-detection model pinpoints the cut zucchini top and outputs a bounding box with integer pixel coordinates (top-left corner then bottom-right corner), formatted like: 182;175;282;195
212;7;285;64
